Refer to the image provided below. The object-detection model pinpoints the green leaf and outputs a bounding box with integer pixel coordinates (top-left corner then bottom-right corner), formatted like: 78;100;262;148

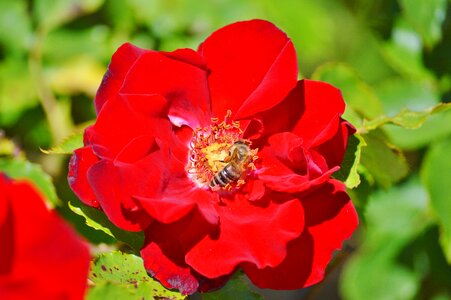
0;158;60;207
202;274;262;300
43;120;93;154
88;251;186;300
360;103;451;133
421;138;451;263
68;201;144;252
359;131;408;188
374;78;439;117
34;0;105;30
0;57;38;126
399;0;447;47
380;19;431;80
355;95;451;150
87;282;135;300
333;134;366;189
385;107;451;150
0;0;32;53
312;63;384;122
341;177;432;300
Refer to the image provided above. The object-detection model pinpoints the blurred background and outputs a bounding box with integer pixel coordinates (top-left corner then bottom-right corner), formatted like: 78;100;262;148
0;0;450;299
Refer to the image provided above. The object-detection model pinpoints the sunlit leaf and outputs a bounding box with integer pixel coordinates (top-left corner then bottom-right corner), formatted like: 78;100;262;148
421;138;451;263
341;177;432;300
68;201;144;252
384;107;451;150
399;0;447;47
202;274;262;300
360;103;451;133
43;120;93;154
333;134;366;189
87;282;134;300
88;251;186;300
374;78;439;116
0;158;60;207
359;131;408;188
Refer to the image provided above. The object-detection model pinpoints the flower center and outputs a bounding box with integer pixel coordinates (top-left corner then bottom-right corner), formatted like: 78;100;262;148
186;111;258;190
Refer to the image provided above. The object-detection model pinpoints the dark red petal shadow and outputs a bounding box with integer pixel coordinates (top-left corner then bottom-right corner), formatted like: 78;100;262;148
259;80;346;147
315;120;355;170
199;19;297;119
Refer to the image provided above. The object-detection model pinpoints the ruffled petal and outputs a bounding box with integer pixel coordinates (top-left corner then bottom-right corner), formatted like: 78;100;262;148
120;49;211;128
185;196;304;278
108;124;218;225
68;146;100;208
141;242;199;295
242;180;358;289
95;43;148;113
141;212;216;295
199;19;297;119
133;176;218;225
257;132;338;193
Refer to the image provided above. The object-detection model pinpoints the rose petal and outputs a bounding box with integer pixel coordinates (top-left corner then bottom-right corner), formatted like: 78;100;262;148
95;43;148;113
120;49;211;128
141;242;198;295
68;146;100;208
315;120;355;169
292;80;346;147
0;178;90;300
185;196;304;278
199;19;297;119
258;80;346;148
242;180;358;289
91;93;169;159
114;135;158;164
141;212;215;295
87;160;151;231
257;132;338;193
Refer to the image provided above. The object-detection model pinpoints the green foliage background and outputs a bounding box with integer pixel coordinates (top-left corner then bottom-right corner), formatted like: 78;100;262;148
1;0;450;299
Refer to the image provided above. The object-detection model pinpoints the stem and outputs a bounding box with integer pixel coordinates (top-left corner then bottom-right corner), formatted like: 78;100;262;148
28;26;70;143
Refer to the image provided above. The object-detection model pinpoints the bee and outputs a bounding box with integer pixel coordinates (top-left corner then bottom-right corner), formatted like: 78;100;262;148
210;140;252;188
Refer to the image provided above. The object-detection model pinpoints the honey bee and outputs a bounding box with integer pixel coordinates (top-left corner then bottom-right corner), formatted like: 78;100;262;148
210;140;252;188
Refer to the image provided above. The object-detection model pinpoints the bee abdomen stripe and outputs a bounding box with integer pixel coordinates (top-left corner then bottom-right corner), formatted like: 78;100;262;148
224;165;240;179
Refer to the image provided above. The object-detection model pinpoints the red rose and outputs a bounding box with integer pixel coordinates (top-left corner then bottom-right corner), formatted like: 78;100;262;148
69;20;358;294
0;174;90;300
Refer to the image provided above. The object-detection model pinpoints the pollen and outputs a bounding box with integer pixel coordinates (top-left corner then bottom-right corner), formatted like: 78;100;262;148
186;110;257;190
